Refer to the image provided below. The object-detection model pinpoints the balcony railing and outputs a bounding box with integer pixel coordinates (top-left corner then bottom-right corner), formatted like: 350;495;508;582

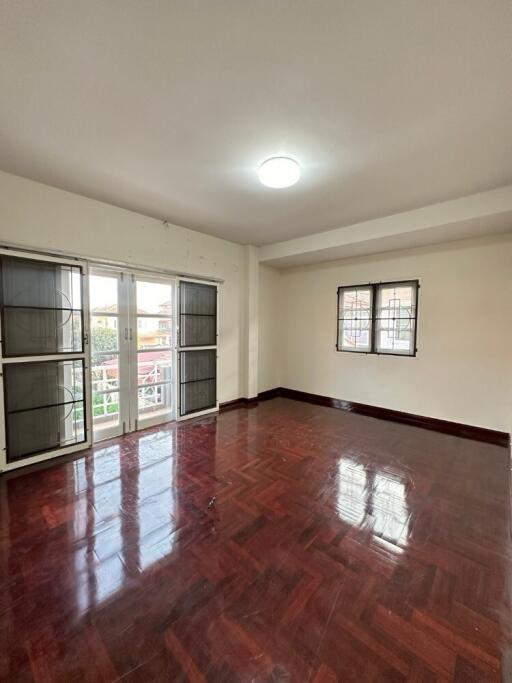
92;360;171;422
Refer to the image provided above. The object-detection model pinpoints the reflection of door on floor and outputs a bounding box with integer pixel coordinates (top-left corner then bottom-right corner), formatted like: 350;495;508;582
90;269;175;442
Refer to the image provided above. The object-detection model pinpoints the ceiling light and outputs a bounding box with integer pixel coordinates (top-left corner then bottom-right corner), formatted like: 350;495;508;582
258;157;300;188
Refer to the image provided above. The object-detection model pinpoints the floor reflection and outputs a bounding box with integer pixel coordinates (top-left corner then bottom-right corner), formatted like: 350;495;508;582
137;432;177;570
372;474;409;545
336;457;410;548
72;429;178;616
335;459;367;526
1;400;509;681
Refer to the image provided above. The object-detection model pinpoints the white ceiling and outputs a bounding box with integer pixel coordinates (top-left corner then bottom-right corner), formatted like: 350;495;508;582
1;1;512;246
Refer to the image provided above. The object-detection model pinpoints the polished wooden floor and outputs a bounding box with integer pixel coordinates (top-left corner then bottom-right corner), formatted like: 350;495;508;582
1;398;511;682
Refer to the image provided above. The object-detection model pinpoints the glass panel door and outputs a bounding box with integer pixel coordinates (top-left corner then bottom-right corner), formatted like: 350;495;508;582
90;270;128;441
132;277;174;428
90;270;175;442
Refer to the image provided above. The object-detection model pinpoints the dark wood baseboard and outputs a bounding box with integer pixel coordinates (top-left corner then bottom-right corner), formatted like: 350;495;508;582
222;387;510;447
219;388;281;413
278;387;510;447
218;396;258;412
257;387;282;402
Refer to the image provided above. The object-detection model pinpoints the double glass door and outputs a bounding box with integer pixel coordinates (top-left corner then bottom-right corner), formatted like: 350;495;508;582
90;269;175;441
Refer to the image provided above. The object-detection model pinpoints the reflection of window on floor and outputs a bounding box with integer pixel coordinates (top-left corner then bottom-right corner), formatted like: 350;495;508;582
336;459;367;526
336;458;409;546
372;475;409;544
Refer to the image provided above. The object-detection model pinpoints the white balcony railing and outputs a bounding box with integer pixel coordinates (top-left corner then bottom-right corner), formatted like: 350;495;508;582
92;360;171;421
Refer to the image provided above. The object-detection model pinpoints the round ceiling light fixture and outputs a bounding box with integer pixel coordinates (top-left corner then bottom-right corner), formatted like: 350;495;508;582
258;156;301;188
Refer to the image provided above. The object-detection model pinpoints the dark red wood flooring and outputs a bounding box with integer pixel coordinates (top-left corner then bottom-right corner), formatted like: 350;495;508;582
1;398;511;682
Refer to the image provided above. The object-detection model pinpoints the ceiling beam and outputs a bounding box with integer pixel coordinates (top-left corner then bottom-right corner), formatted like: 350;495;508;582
259;185;512;268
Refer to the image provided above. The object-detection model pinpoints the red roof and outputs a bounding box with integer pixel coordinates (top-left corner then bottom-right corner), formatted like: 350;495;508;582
102;350;170;368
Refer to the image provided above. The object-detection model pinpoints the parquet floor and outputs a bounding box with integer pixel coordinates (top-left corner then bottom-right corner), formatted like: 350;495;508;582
0;398;511;682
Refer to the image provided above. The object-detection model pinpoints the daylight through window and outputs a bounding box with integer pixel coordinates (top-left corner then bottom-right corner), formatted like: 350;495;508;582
337;281;418;356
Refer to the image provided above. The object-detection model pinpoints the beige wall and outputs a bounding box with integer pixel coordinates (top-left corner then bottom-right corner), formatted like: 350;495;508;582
1;170;511;432
258;264;282;393
0;171;246;403
278;235;512;432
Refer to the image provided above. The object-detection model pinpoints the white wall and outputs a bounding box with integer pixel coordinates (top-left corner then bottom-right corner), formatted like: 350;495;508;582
258;264;282;393
0;170;246;403
279;234;512;432
2;170;510;432
241;246;259;398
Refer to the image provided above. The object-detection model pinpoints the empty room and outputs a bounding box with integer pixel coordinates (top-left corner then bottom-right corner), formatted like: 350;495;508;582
1;2;511;681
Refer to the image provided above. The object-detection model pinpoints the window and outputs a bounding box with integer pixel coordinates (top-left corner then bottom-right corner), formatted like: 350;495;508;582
337;280;418;356
337;286;373;353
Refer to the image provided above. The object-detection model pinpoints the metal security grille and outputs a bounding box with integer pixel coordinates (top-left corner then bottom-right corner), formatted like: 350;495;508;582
337;280;419;356
337;286;373;353
374;283;418;355
177;280;218;418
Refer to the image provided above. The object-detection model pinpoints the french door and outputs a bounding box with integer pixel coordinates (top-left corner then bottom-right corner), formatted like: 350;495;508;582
90;268;175;441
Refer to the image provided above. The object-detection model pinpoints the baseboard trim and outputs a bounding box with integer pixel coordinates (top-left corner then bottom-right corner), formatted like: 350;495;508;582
221;387;510;447
218;396;258;412
257;387;282;402
279;387;510;447
219;388;280;413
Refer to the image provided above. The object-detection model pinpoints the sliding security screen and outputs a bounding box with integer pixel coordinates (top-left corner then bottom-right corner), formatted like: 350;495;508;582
178;280;218;418
0;255;83;357
337;280;418;356
3;360;85;461
179;281;217;347
179;348;217;416
0;251;90;471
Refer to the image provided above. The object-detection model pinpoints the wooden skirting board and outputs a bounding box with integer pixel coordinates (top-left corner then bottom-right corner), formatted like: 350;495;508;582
220;387;510;448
